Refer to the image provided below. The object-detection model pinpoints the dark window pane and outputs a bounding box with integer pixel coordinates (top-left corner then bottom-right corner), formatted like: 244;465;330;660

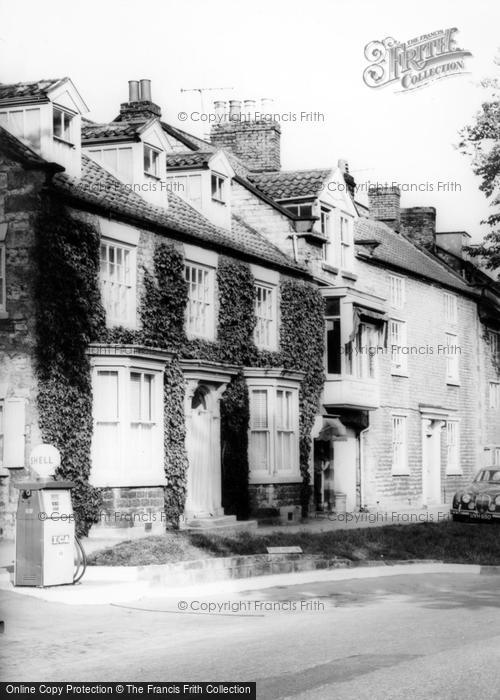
327;318;341;374
325;298;340;316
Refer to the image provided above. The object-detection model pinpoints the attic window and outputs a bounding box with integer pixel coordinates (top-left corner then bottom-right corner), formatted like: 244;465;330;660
211;173;226;204
144;145;160;177
285;203;313;218
53;107;73;144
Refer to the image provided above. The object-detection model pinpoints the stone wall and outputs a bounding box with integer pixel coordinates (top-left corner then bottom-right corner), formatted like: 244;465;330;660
0;151;46;538
358;258;481;508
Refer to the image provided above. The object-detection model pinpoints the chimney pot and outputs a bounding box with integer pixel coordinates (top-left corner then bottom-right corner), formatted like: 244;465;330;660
214;100;226;118
229;100;242;120
260;98;273;114
244;99;256;118
139;79;152;102
128;80;140;102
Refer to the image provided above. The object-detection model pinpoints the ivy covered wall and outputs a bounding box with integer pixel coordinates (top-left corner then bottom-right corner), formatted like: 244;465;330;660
34;202;325;533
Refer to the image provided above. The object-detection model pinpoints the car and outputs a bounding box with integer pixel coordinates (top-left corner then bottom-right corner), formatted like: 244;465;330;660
450;467;500;522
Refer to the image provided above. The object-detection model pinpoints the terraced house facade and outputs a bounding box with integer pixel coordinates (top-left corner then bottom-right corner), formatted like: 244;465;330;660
0;78;499;537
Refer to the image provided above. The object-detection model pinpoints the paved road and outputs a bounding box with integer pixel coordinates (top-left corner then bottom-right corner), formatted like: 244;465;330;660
1;572;500;699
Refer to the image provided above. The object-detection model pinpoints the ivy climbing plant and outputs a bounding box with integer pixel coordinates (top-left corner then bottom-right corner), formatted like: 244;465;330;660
34;205;324;532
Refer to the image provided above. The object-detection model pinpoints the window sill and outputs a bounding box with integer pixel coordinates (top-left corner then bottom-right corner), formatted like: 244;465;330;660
391;370;409;378
145;172;161;181
446;380;460;387
91;477;167;489
446;472;463;477
340;270;358;282
53;135;75;148
211;197;227;206
321;262;339;274
391;471;410;477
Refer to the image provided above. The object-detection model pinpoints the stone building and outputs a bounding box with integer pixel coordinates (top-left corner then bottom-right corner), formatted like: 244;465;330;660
0;79;498;538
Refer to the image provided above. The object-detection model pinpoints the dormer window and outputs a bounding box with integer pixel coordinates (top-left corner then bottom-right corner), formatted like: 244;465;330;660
53;107;74;144
211;173;226;204
144;144;160;178
285;203;313;217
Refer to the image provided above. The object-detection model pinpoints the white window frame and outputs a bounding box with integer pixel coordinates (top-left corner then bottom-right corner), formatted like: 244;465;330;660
87;146;134;181
390;319;408;375
444;292;458;324
99;238;137;328
144;144;160;178
184;261;216;340
254;282;278;350
490;382;500;410
166;173;203;209
391;414;409;476
0;107;42;149
0;244;5;313
445;332;460;384
90;358;165;487
211;172;227;204
53;106;74;145
246;376;301;483
389;274;405;309
285;202;314;217
446;420;461;475
339;213;352;269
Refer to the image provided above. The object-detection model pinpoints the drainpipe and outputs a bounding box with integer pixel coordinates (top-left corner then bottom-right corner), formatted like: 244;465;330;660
359;426;370;509
291;233;299;263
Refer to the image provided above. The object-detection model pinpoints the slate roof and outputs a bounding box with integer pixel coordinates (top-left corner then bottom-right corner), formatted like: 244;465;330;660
82;122;145;142
247;169;332;200
51;154;306;274
354;217;476;295
0;78;65;102
0;126;63;171
166;151;213;168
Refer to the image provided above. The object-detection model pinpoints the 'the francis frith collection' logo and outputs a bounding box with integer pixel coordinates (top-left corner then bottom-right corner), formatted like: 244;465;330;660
363;28;472;92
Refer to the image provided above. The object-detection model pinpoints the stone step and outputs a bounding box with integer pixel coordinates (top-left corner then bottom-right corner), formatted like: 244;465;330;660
181;518;258;533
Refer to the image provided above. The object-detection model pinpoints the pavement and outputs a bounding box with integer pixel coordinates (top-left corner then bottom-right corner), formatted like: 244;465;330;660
2;570;500;698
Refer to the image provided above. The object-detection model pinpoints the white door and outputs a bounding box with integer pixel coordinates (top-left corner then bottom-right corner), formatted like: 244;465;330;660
184;384;224;518
422;419;442;505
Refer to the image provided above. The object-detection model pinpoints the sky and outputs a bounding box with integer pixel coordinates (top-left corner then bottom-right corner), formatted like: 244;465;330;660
0;0;499;239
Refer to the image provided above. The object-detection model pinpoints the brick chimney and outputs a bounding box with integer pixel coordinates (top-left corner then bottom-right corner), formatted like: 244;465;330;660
368;185;401;232
119;79;161;122
400;207;436;248
210;99;281;172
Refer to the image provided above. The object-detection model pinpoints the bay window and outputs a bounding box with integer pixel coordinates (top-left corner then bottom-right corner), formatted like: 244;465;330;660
325;298;341;375
246;371;302;482
91;359;165;487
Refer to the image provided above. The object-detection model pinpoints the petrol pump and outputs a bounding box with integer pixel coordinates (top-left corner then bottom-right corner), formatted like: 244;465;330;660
14;444;86;587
